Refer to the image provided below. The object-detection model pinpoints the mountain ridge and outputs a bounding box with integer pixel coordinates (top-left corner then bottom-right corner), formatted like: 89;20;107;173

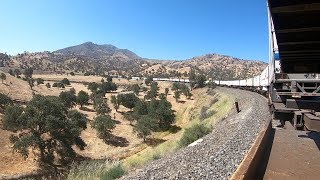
0;42;267;80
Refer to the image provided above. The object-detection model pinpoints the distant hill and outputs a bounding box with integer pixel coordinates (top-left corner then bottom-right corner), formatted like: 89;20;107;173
1;42;267;80
54;42;141;60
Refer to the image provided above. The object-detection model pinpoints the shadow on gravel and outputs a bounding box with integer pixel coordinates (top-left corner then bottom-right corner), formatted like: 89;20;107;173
298;131;320;151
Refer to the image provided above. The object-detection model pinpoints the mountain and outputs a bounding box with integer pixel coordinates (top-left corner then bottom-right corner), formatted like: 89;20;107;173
1;43;267;80
54;42;141;60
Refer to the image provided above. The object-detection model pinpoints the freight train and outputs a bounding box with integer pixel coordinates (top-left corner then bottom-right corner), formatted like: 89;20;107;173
153;0;320;132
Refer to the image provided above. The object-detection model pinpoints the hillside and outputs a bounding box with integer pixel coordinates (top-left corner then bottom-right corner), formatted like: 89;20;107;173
1;42;267;80
54;42;141;60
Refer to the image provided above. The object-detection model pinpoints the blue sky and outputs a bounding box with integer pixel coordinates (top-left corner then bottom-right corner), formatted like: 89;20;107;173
0;0;269;62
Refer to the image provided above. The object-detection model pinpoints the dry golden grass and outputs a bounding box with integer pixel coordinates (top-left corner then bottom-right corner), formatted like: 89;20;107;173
32;74;143;86
0;71;33;101
0;76;234;178
0;121;39;178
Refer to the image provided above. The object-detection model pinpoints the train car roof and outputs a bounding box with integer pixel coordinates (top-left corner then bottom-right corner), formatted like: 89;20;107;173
269;0;320;73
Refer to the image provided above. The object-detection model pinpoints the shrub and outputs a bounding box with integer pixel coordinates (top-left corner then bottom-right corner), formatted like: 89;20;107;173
0;93;12;108
179;123;211;147
199;106;216;120
207;81;217;89
36;78;44;85
61;78;70;85
100;164;126;180
0;73;6;83
144;76;153;86
70;87;76;94
8;69;14;76
45;82;51;88
52;82;65;88
70;72;75;76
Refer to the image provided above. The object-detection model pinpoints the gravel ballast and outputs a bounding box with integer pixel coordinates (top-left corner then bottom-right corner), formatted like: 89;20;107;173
122;87;271;180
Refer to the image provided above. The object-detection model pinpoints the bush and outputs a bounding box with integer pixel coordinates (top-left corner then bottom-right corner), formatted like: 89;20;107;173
52;82;65;88
100;164;126;180
45;82;51;88
36;78;44;85
207;81;217;89
179;123;211;147
0;93;12;108
61;78;70;85
199;106;216;120
70;72;75;76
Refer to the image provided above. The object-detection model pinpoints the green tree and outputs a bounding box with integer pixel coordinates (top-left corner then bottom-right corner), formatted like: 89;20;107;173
171;82;180;92
46;83;51;88
88;82;99;93
165;88;169;97
77;90;89;107
8;69;14;76
100;82;117;94
36;78;44;85
28;78;35;90
181;85;191;98
189;68;196;88
93;97;111;115
131;84;140;95
0;93;12;109
118;93;139;110
2;95;87;164
0;73;6;83
23;68;33;79
145;82;159;99
134;115;158;141
106;76;113;82
144;76;153;86
14;69;21;77
174;91;181;102
69;87;76;94
59;91;77;109
61;78;71;85
111;95;120;112
196;74;206;88
92;115;115;138
148;98;175;130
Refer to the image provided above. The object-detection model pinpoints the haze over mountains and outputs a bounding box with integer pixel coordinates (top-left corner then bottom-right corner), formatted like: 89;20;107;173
0;42;267;80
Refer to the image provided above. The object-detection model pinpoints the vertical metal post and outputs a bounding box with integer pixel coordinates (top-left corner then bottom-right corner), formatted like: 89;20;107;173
235;100;240;113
